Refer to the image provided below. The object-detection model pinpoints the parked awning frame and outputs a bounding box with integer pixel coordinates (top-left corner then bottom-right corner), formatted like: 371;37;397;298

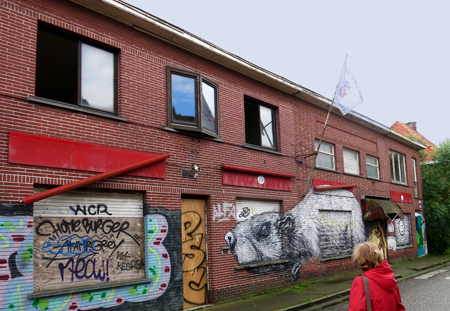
362;198;404;221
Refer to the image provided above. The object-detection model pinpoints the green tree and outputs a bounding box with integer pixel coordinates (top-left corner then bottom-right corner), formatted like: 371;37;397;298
422;139;450;254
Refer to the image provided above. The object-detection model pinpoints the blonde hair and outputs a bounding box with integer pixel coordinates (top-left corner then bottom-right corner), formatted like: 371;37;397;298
352;242;383;271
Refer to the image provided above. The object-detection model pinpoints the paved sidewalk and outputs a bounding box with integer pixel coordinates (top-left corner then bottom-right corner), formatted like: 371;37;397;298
192;254;450;311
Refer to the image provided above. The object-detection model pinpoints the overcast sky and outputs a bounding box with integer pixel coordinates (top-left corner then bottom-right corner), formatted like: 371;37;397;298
125;0;449;146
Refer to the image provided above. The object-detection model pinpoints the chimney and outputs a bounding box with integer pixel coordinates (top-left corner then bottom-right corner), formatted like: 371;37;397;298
405;122;417;131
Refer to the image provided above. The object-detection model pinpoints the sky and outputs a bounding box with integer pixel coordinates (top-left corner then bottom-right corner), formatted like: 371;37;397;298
125;0;449;146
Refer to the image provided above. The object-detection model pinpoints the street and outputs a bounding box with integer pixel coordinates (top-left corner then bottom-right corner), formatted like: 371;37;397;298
322;268;450;311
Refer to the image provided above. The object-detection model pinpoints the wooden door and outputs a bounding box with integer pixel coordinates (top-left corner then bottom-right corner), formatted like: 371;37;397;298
181;199;207;309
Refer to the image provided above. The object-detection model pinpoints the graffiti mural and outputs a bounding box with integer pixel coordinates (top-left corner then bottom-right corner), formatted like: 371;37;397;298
366;220;387;259
34;214;145;291
181;199;207;309
212;203;236;222
225;189;365;279
0;205;182;311
395;214;412;247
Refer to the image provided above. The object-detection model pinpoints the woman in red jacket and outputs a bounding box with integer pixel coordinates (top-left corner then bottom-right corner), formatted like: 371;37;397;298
349;242;405;311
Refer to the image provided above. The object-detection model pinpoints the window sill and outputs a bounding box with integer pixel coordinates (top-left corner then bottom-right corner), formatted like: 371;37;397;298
320;254;351;262
367;177;382;182
28;96;127;122
391;181;409;187
234;259;290;270
315;166;340;173
243;144;283;156
343;172;364;178
395;245;414;250
27;277;152;299
163;127;223;142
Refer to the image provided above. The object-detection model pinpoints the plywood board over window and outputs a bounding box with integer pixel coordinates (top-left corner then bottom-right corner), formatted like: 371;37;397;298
33;188;145;293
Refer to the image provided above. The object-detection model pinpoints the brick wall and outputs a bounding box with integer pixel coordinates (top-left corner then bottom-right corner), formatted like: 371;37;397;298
0;0;424;307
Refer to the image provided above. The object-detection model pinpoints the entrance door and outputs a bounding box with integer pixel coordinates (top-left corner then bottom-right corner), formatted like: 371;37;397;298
181;199;207;309
366;220;388;260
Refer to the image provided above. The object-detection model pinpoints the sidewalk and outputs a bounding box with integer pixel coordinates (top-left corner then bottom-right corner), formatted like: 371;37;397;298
194;254;450;311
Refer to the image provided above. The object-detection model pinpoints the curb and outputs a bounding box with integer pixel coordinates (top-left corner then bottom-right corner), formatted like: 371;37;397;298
282;260;450;311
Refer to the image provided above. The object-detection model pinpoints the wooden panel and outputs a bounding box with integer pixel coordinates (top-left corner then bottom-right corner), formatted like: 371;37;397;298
181;199;207;309
32;189;145;293
33;216;145;292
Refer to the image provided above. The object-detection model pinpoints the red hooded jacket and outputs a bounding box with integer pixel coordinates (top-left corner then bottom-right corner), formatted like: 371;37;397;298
349;260;405;311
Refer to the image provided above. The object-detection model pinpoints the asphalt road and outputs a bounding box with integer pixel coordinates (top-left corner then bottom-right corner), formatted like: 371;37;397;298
322;268;450;311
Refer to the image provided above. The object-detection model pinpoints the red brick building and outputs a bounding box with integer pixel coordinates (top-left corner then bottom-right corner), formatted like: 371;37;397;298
0;0;425;310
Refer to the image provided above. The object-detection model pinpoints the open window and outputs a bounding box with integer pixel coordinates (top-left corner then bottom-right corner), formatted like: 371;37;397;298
35;23;118;114
389;150;407;184
244;97;277;150
167;67;219;137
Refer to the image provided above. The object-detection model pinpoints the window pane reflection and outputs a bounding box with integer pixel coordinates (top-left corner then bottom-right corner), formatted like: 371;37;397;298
81;43;114;112
260;105;274;148
172;74;196;124
202;82;216;131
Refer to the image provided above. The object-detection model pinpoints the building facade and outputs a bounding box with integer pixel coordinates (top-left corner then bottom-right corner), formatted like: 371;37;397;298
0;0;425;310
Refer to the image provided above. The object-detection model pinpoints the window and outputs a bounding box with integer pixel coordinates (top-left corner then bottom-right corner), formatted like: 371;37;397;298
167;67;218;137
315;141;335;170
343;149;360;175
395;214;412;247
412;158;418;197
366;155;380;179
390;150;407;184
244;97;277;149
36;23;117;113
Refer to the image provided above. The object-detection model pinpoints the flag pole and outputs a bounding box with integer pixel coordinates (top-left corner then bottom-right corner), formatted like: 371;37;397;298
303;99;335;196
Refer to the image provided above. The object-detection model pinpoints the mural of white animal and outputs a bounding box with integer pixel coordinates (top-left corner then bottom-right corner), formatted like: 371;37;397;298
225;189;366;279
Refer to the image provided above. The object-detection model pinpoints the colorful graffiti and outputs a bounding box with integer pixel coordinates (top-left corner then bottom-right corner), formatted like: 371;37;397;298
0;209;180;311
225;189;365;279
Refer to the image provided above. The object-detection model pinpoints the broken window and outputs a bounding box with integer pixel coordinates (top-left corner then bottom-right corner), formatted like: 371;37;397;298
244;97;277;150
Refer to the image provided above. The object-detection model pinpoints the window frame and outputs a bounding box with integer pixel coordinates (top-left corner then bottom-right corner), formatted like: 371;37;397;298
315;140;336;170
35;23;119;115
412;158;419;198
389;150;407;184
244;97;278;151
167;67;219;138
366;155;380;179
343;148;360;175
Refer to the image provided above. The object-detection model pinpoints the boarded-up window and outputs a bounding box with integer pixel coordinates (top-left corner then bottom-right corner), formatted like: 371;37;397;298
395;214;412;247
235;198;280;222
343;149;360;175
319;210;352;259
33;188;145;293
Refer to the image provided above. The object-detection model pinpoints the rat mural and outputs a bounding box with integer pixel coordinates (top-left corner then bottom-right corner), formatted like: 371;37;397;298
225;189;365;279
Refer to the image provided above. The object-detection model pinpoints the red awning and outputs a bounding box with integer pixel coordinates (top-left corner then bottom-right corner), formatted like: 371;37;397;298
21;154;169;205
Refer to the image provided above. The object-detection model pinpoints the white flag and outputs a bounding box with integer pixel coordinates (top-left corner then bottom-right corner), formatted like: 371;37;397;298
333;58;363;115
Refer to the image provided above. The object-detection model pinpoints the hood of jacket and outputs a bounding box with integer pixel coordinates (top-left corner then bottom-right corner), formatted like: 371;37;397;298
363;260;398;292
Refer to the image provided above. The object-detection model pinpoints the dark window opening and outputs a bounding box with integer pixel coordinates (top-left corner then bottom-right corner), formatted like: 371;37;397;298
36;24;118;114
245;98;277;150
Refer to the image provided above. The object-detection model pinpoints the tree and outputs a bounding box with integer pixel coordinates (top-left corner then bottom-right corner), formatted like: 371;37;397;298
421;139;450;254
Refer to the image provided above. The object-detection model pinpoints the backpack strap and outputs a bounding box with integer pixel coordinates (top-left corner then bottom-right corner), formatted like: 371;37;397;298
362;275;372;311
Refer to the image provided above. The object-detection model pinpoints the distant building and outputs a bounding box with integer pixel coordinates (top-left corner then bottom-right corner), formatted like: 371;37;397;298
391;121;437;162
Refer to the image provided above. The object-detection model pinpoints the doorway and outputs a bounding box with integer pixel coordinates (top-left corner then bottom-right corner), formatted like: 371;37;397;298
181;198;207;309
